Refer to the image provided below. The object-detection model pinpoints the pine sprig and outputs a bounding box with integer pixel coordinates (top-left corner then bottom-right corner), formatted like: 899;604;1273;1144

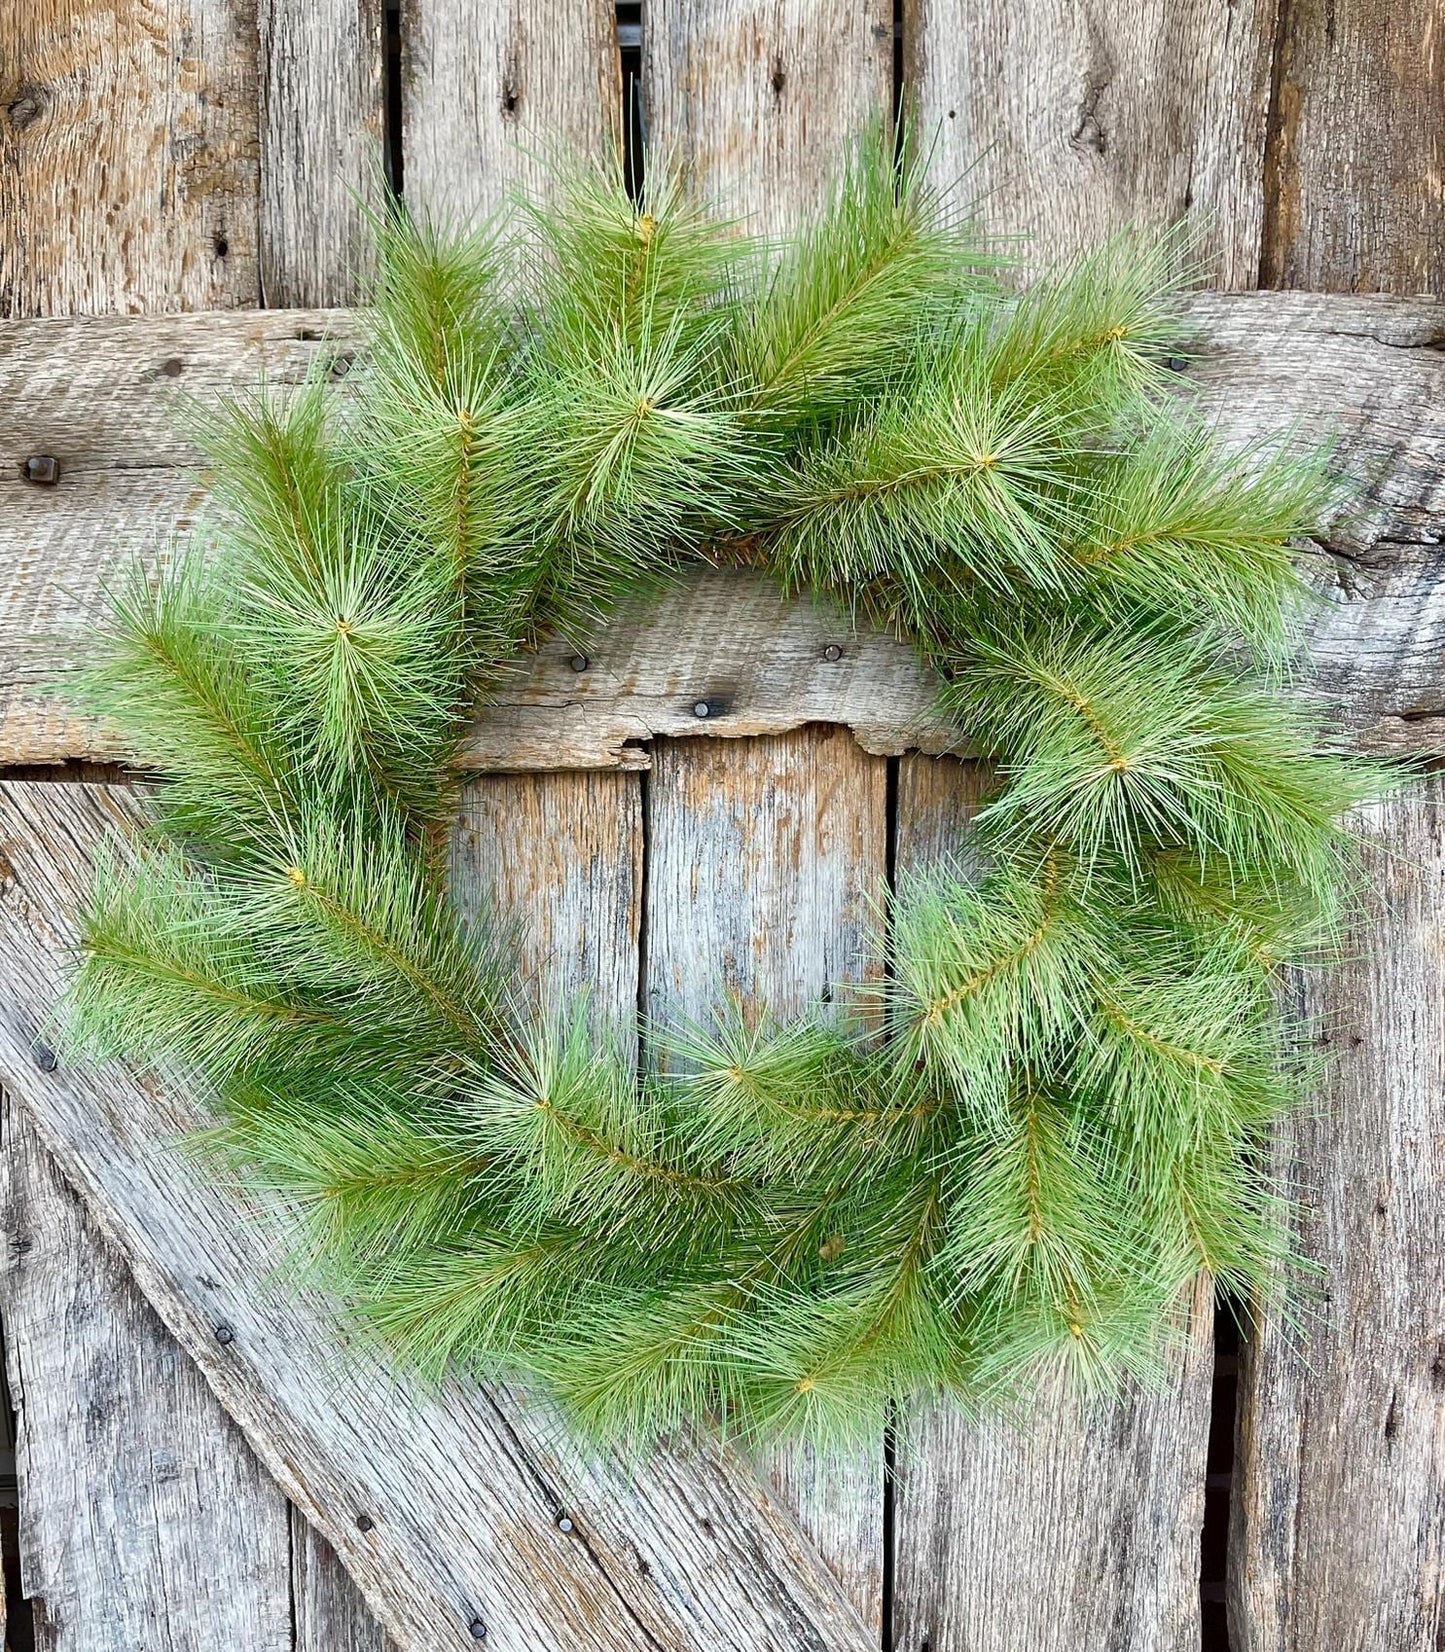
61;138;1391;1452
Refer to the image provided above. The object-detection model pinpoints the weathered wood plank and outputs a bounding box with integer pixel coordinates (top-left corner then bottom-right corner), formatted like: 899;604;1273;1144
0;1092;295;1650
642;0;893;237
645;729;889;1633
0;779;875;1652
400;0;621;223
3;292;1443;768
0;0;260;316
889;753;1216;1652
1228;778;1445;1651
904;0;1276;286
454;769;642;1035
1261;0;1445;294
294;1516;396;1652
258;0;386;306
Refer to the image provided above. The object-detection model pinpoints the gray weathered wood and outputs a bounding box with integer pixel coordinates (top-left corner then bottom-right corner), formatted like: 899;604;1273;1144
258;0;386;306
643;0;893;237
0;1093;295;1650
645;729;889;1633
0;0;260;315
400;0;621;224
1228;777;1445;1651
4;292;1445;769
0;779;875;1652
1261;0;1445;294
904;0;1276;286
451;768;643;1035
889;753;1216;1652
294;1515;397;1652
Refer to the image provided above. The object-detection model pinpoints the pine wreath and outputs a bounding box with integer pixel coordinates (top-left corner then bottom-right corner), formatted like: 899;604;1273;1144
66;139;1386;1450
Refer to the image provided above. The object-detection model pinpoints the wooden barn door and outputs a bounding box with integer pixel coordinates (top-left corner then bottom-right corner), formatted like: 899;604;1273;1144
1;3;1443;1650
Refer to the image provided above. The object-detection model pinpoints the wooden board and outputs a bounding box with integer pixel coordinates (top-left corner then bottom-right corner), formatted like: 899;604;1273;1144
1228;779;1445;1651
889;754;1216;1652
400;0;621;223
644;730;890;1632
258;0;386;306
4;292;1445;769
642;0;893;236
452;770;643;1034
0;1093;295;1650
0;0;261;316
904;0;1276;286
294;1518;397;1652
1261;0;1445;293
0;779;876;1652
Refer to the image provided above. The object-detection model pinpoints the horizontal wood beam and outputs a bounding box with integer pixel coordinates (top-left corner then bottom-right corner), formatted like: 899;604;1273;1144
2;292;1443;769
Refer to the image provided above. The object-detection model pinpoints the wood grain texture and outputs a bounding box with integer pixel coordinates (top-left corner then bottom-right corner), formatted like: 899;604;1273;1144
645;729;889;1633
1261;0;1445;293
1228;778;1445;1652
643;0;893;237
0;0;260;316
400;0;621;224
258;0;386;306
294;1516;397;1652
451;768;643;1035
890;753;1216;1652
0;1093;295;1651
905;0;1277;285
5;293;1445;768
0;779;876;1652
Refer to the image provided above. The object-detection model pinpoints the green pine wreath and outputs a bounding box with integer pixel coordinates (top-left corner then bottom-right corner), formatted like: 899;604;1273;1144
67;138;1385;1450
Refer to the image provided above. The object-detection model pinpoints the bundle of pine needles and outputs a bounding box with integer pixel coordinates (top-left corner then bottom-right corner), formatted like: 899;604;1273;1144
65;135;1385;1452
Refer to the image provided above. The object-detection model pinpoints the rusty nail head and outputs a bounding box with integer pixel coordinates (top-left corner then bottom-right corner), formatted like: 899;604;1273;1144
356;1513;375;1532
468;1618;488;1640
823;644;843;662
568;654;589;673
22;455;59;485
214;1322;235;1346
162;357;184;378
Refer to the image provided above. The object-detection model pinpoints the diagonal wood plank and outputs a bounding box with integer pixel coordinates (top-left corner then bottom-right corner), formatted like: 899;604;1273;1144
0;778;879;1652
3;292;1445;769
889;753;1215;1652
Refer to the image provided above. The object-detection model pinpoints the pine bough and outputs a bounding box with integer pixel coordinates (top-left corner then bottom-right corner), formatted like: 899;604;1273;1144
65;138;1386;1451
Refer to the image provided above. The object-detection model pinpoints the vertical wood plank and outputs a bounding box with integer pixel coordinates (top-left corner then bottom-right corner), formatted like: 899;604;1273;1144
258;0;386;306
890;753;1216;1652
399;0;622;223
1261;0;1445;293
450;769;643;1031
0;0;261;316
641;19;897;1623
1228;780;1445;1652
0;1094;295;1651
904;0;1277;285
293;1515;397;1652
644;728;889;1633
643;0;893;236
